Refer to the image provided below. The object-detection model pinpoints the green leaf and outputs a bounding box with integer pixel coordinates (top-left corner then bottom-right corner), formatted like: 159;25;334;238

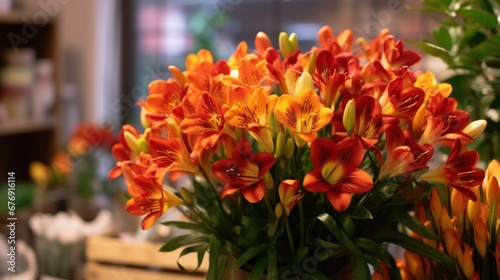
336;213;355;237
316;214;371;279
433;27;453;51
374;231;454;266
161;221;210;234
355;238;388;260
248;258;267;280
241;216;269;230
230;244;268;272
159;233;208;252
349;205;373;220
412;41;453;63
207;235;224;280
458;8;498;29
470;34;500;59
176;245;207;272
267;244;278;280
389;212;440;241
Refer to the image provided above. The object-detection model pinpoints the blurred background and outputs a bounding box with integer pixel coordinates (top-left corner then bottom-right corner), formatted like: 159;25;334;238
2;0;493;279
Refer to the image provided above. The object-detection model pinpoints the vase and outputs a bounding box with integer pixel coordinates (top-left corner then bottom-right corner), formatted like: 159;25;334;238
231;256;353;280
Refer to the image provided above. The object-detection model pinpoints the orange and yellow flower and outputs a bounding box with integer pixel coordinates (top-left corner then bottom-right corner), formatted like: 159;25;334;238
274;89;333;146
225;88;278;153
180;92;233;149
126;175;183;230
278;180;304;215
212;139;275;203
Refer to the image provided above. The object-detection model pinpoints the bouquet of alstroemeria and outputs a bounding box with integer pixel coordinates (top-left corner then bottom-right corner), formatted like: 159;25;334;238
109;26;493;279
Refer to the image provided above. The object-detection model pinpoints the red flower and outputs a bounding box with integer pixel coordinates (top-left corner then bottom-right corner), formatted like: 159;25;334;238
212;139;275;203
421;139;485;201
303;137;373;211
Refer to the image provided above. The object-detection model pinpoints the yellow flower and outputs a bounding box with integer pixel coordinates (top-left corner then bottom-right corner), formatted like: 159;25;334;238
225;88;278;153
274;89;333;146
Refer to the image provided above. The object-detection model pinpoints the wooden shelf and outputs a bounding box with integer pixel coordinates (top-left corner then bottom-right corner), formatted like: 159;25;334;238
0;118;55;136
0;11;56;24
85;236;208;280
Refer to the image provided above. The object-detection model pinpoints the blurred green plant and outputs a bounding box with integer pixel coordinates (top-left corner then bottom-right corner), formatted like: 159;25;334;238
413;0;500;161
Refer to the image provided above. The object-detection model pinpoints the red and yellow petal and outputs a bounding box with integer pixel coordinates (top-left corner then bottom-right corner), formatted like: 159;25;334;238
241;179;267;203
325;190;352;212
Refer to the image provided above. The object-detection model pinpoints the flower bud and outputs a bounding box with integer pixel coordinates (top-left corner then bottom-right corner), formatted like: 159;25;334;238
295;72;314;96
180;187;194;205
473;217;489;258
284;138;295;160
289;33;298;52
137;138;149;154
486;176;499;208
275;132;285;160
412;104;426;138
279;32;298;58
467;200;481;226
451;188;468;230
255;32;273;56
463;120;487;140
404;251;423;280
275;203;283;219
123;131;141;154
462;244;475;279
443;229;462;261
307;49;318;74
439;207;453;234
168;65;187;87
343;99;355;136
264;172;274;191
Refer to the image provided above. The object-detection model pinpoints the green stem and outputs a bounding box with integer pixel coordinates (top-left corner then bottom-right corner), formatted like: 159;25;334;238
284;214;296;256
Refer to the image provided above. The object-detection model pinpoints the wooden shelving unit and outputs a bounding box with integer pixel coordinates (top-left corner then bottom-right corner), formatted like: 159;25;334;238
0;11;60;180
85;236;208;280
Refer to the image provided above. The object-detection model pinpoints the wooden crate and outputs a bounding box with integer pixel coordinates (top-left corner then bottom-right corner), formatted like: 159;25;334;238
85;236;208;280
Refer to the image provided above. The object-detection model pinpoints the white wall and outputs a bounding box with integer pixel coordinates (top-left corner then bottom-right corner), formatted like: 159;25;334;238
57;0;120;127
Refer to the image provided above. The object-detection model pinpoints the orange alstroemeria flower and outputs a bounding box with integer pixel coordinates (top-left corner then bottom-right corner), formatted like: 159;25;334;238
225;88;278;153
381;35;421;70
303;137;373;212
314;50;357;108
275;89;333;147
149;137;198;180
279;180;304;216
331;95;397;148
420;139;485;201
68;123;115;157
212;139;275;203
108;125;150;179
382;77;425;121
142;79;186;117
378;125;433;179
126;176;183;230
180;92;233;149
317;25;354;54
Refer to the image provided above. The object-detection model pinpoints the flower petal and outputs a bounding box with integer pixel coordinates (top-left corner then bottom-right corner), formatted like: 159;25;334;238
325;190;352;212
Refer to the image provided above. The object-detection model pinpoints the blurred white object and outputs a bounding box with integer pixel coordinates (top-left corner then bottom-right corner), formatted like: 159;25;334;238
29;210;113;279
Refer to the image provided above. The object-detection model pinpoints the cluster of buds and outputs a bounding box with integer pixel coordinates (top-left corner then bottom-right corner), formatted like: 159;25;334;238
400;160;500;279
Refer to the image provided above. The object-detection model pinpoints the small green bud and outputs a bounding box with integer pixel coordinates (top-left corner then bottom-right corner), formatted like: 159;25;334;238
343;99;355;136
